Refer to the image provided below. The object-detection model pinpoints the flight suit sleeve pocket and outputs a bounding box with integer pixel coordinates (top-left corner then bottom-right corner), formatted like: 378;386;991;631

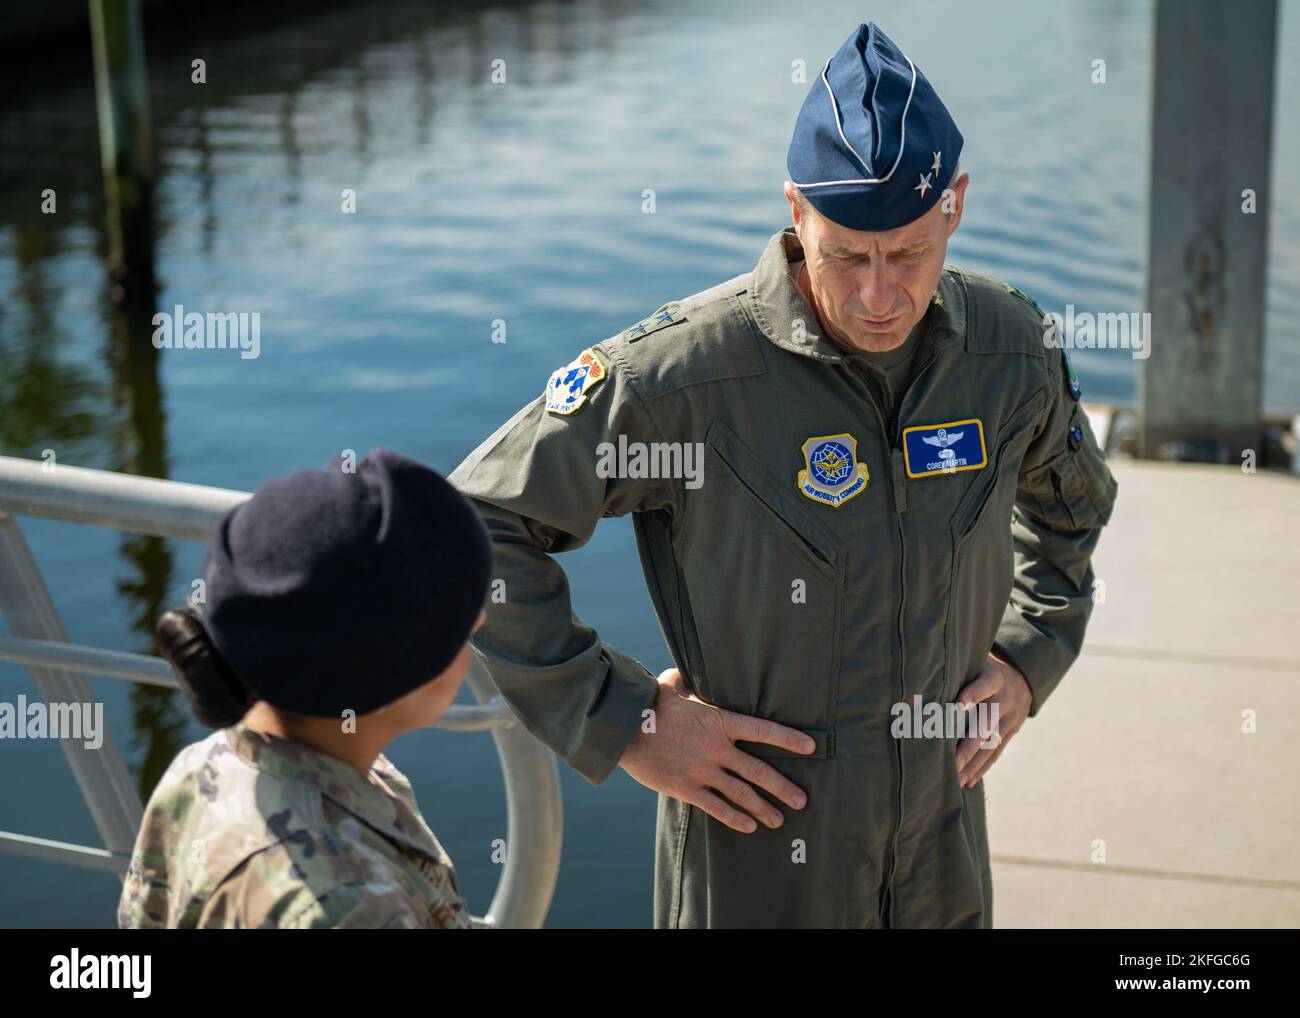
1023;444;1113;531
1072;427;1119;526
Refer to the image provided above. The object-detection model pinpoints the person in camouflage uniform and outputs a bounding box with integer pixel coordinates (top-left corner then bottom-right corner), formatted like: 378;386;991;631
118;449;491;929
118;719;471;929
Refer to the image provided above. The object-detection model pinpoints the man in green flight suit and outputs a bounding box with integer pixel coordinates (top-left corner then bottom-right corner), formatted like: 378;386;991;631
450;22;1117;928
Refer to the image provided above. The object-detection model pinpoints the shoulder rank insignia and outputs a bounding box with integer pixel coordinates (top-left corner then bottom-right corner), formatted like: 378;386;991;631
902;419;988;478
545;348;607;416
622;302;686;342
797;433;869;508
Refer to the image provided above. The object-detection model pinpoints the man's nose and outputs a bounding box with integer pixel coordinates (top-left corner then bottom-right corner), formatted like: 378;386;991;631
857;263;897;318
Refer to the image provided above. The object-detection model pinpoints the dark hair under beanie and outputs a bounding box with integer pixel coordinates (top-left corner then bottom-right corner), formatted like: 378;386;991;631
197;448;491;718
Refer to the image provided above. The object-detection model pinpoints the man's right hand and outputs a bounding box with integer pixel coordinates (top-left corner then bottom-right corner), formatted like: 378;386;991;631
618;668;814;833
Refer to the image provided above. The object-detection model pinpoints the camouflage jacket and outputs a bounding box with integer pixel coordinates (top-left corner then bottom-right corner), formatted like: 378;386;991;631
118;722;471;928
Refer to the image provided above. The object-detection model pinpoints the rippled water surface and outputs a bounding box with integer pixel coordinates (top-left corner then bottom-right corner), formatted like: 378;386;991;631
1;0;1297;926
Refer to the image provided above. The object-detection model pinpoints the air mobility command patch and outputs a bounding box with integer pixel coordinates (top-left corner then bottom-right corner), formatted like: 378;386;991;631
902;419;988;478
545;348;607;416
622;302;686;342
797;434;869;508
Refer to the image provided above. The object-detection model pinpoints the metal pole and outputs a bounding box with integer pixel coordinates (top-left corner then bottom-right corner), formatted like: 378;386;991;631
0;634;521;732
1140;0;1277;462
467;653;562;928
89;0;155;299
0;512;143;857
0;455;246;542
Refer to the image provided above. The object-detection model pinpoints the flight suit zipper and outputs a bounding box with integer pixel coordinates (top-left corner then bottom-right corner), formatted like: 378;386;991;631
714;447;833;565
850;345;938;928
1050;468;1077;529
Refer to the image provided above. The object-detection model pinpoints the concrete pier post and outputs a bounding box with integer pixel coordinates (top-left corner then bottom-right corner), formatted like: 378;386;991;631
1140;0;1278;462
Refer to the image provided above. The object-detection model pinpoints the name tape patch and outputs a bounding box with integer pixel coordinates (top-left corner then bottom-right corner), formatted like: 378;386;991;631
901;418;987;478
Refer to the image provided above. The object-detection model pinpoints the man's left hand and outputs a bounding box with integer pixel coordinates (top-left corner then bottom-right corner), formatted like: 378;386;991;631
954;650;1032;789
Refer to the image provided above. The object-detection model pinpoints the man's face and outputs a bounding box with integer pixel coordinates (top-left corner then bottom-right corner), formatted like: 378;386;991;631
785;173;968;353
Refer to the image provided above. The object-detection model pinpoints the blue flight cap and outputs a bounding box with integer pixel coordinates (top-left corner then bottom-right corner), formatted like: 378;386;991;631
787;22;964;231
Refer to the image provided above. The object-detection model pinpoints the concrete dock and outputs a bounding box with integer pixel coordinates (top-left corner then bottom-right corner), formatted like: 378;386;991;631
988;455;1300;927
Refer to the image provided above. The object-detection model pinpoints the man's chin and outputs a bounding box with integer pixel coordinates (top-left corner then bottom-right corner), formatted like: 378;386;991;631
845;328;907;353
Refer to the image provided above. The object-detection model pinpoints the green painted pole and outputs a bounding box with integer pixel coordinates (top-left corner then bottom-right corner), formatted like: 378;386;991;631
89;0;155;301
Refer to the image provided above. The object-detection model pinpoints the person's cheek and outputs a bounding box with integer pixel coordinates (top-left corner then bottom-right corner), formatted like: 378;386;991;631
834;268;862;319
899;266;927;316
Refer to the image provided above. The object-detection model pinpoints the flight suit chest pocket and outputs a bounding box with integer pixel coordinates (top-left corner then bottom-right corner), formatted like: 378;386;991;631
673;420;845;745
948;392;1046;544
943;392;1045;703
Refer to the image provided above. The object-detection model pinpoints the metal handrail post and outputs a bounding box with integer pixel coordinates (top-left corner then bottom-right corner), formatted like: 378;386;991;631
0;456;247;541
0;512;143;855
467;655;562;928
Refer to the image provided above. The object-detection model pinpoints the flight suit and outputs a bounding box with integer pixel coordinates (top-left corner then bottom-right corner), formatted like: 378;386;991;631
450;226;1117;928
119;721;471;928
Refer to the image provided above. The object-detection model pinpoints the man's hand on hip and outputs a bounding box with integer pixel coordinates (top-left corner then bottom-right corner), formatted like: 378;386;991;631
618;668;814;834
954;649;1032;788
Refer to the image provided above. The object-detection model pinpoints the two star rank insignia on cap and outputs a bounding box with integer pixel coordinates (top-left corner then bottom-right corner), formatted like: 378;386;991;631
545;348;607;416
915;151;942;198
622;302;685;342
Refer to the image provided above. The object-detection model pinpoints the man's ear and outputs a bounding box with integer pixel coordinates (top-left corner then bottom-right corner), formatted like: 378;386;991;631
783;181;802;228
945;172;969;236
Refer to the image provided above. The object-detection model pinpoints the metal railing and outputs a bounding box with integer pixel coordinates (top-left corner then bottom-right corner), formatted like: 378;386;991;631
0;454;561;928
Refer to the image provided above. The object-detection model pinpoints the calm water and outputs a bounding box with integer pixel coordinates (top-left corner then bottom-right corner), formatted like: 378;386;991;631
1;0;1297;927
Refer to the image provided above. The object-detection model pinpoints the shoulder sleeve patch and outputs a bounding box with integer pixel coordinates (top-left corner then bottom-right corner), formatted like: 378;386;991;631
621;302;686;342
544;347;607;415
1061;344;1082;401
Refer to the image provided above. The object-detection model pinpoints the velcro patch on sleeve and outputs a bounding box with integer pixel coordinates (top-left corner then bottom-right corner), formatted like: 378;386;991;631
545;348;608;415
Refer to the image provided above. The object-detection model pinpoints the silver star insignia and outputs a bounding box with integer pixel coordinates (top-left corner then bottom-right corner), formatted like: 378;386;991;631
931;151;942;176
915;172;933;198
